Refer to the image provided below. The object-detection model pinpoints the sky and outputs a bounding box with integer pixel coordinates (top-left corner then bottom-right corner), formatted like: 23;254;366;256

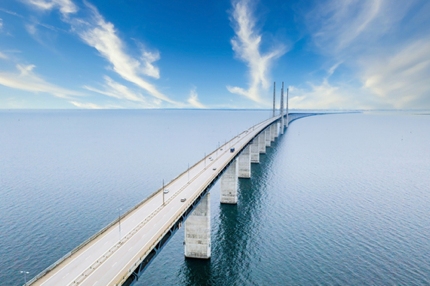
0;0;429;109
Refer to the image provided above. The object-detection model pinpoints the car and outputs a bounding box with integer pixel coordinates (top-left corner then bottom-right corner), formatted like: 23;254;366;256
163;189;169;194
180;198;186;202
230;147;235;153
213;167;217;170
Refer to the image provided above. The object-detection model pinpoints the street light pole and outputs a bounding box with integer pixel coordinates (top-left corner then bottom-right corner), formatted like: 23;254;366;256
162;179;165;205
20;271;29;285
117;208;122;241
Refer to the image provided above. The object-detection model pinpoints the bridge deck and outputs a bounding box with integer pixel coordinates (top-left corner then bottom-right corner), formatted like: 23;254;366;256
29;115;281;286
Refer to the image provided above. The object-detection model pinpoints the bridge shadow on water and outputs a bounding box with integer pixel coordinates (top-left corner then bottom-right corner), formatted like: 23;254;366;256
178;138;283;286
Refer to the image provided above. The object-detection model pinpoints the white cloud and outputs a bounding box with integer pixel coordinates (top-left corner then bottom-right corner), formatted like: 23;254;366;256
0;18;3;30
140;50;160;79
69;101;104;109
0;51;7;60
0;8;22;18
23;0;179;107
84;76;153;104
69;3;177;105
307;0;385;54
0;64;82;98
289;81;359;110
187;87;205;108
361;39;430;108
25;0;78;16
69;101;126;109
227;0;286;104
25;23;37;35
302;0;430;109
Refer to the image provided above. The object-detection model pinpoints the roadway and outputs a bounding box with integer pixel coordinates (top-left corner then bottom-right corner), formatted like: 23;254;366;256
29;115;281;286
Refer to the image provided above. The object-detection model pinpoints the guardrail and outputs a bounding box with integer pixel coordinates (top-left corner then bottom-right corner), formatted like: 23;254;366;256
28;114;282;285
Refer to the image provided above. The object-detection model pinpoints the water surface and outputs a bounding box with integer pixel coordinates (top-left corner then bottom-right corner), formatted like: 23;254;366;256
1;111;429;285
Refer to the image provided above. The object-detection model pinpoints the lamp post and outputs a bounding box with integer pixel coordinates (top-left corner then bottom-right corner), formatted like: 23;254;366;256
117;208;122;241
20;271;29;285
162;179;165;205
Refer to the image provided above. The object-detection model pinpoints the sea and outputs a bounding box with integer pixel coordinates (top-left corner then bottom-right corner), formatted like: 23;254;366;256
0;110;429;286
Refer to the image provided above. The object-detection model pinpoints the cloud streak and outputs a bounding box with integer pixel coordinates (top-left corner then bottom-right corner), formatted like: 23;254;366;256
22;0;179;107
300;0;430;109
0;64;83;98
84;76;144;102
26;0;78;16
70;3;177;105
0;51;7;60
187;87;205;108
361;39;430;108
227;0;286;104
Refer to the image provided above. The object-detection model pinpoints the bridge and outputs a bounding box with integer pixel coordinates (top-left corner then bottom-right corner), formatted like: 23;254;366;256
27;85;317;286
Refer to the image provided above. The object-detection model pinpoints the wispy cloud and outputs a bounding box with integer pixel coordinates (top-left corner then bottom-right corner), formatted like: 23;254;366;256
0;51;7;60
25;23;37;35
0;18;3;31
23;0;179;107
301;0;430;109
71;4;173;103
25;0;78;16
306;0;385;54
0;8;23;18
0;64;83;98
69;101;104;109
83;76;158;105
289;62;369;110
227;0;286;104
187;87;205;108
361;39;430;108
290;81;363;110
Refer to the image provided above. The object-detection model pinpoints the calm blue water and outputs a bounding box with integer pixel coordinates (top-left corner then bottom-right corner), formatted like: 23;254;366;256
1;110;429;285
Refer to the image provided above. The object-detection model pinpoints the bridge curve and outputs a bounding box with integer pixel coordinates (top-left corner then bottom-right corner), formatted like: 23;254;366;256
28;112;316;286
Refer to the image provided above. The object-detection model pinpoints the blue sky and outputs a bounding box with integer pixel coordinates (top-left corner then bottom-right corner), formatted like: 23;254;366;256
0;0;429;109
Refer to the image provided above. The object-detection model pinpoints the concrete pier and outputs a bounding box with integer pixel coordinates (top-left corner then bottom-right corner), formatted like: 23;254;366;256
271;124;277;141
238;145;251;178
265;129;271;147
280;82;285;135
250;139;259;163
184;193;211;259
220;160;238;204
258;133;266;154
285;87;289;128
280;117;284;135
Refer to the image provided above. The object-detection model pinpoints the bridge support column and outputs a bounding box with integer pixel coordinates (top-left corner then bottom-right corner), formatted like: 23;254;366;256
280;117;284;135
258;133;266;153
220;159;238;204
250;139;259;163
271;124;277;141
238;145;251;178
185;193;211;259
265;129;271;147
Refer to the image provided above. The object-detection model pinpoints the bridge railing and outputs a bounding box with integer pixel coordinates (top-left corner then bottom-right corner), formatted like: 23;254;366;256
115;114;282;285
27;113;282;285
